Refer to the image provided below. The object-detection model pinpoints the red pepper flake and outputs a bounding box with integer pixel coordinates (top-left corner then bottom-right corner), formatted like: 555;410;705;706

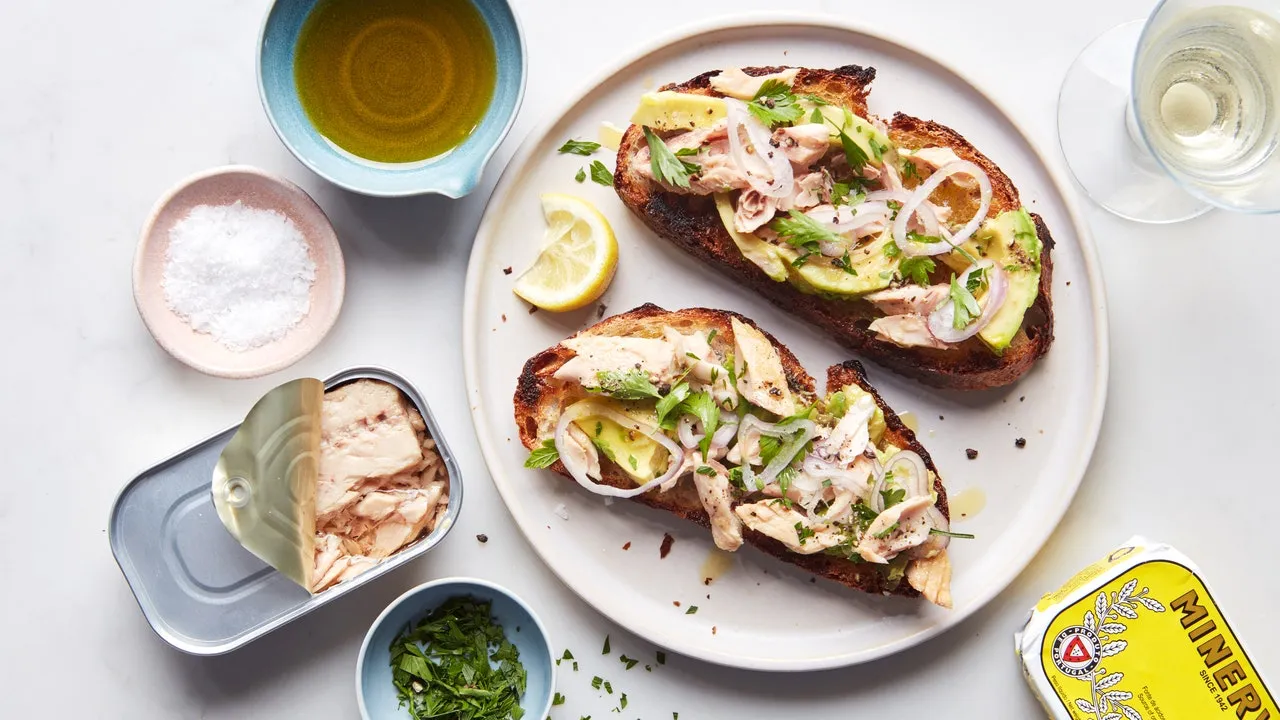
711;626;717;635
659;533;674;558
502;266;513;275
622;541;631;551
965;448;979;460
673;600;681;607
528;305;538;315
501;314;507;322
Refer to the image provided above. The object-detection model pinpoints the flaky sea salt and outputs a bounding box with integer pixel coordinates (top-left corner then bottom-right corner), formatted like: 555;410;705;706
162;201;317;351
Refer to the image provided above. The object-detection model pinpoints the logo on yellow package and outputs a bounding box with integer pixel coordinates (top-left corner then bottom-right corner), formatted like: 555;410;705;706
1018;539;1275;720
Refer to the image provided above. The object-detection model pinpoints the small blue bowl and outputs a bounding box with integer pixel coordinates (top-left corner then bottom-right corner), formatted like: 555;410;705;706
357;578;554;720
257;0;526;197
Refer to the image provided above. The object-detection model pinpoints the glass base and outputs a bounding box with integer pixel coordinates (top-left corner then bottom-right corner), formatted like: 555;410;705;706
1058;20;1212;224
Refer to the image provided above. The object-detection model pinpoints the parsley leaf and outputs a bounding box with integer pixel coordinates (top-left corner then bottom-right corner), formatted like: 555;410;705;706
906;230;943;244
832;252;857;275
643;127;695;189
619;654;639;670
592;370;661;400
602;634;611;655
770;209;845;250
801;93;831;106
809;106;824;124
680;391;719;456
685;606;698;614
524;439;559;469
656;651;667;665
696;465;716;476
966;266;986;293
880;487;906;509
656;382;692;427
831;181;852;206
589;160;614;186
592;676;604;690
898;256;935;286
554;692;566;706
747;79;804;127
559;139;601;156
883;240;902;258
674;147;699;157
794;521;815;545
948;273;982;329
575;167;586;183
826;110;870;175
873;521;900;539
901;157;919;179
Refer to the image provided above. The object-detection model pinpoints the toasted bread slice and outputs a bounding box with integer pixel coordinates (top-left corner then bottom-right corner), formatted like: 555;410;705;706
514;304;951;603
614;66;1054;390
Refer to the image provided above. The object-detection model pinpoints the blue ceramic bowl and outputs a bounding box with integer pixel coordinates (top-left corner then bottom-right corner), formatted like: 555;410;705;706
257;0;526;197
357;578;554;720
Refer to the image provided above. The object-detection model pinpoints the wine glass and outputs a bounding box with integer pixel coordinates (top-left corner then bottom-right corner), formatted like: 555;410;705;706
1058;0;1280;223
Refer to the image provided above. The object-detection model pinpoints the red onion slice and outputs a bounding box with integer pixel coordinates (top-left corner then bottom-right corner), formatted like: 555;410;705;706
893;160;992;257
869;450;931;511
553;402;686;499
927;262;1009;343
677;415;702;449
725;99;794;198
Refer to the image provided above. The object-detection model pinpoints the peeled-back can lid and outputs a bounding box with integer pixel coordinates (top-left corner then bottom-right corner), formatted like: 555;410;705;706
211;377;323;591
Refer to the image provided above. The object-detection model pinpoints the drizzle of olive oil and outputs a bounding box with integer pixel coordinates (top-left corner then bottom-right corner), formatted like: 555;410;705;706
700;549;734;585
294;0;497;164
898;411;919;433
949;486;987;522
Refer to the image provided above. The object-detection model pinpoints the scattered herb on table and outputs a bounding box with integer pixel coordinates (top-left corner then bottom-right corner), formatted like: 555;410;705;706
591;676;603;690
589;160;614;186
602;634;611;655
553;692;566;706
619;654;638;670
656;651;666;665
559;139;601;156
575;167;586;183
388;596;526;720
685;606;698;615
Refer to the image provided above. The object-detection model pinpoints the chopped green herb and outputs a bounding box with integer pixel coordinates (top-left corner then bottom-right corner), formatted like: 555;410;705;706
559;139;601;156
965;266;986;294
674;147;700;157
831;181;852;206
591;436;617;464
619;654;639;670
602;635;611;655
619;693;628;710
728;466;745;490
706;328;718;343
801;93;831;106
554;692;566;706
898;256;935;286
524;439;559;469
901;157;919;179
680;390;720;456
628;455;638;471
560;649;574;662
593;369;661;400
850;502;879;533
592;676;604;690
948;273;982;329
790;251;815;268
826;110;870;174
656;382;692;427
696;465;716;476
758;435;783;465
589;160;614;186
573;661;579;672
388;597;527;720
685;606;698;615
906;230;943;244
747;79;804;127
825;390;847;418
643;127;696;189
809;106;824;124
832;252;858;275
575;167;586;183
770;209;845;252
821;478;833;488
594;421;603;437
883;240;902;258
794;521;815;544
604;681;613;694
880;487;906;508
656;651;667;665
644;664;652;672
930;528;976;539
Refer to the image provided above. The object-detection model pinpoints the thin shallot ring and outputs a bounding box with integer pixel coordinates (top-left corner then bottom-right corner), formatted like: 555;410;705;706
928;262;1009;343
893;160;992;257
553;402;685;499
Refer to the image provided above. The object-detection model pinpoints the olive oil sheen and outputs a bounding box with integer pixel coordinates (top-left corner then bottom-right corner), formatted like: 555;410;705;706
294;0;497;163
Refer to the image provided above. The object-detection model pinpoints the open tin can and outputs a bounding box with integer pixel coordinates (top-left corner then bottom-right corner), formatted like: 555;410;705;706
108;366;462;655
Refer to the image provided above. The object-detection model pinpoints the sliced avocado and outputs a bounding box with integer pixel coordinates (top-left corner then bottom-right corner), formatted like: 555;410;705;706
961;208;1042;351
837;384;886;445
714;193;788;282
777;232;896;297
804;103;891;166
572;414;667;485
630;91;727;132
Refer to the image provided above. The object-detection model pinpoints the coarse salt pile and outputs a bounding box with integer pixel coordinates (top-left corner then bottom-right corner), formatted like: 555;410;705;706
162;201;317;351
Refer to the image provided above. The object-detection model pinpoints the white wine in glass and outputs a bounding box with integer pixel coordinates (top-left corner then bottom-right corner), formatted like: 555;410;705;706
1059;1;1280;222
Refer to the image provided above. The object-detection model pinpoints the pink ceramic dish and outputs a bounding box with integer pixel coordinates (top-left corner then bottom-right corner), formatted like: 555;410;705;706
133;166;345;379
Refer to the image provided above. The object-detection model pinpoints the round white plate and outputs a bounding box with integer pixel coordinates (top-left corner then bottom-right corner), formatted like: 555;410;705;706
463;15;1107;671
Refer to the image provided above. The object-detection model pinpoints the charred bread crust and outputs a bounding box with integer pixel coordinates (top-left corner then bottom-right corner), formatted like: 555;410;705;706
513;304;944;599
614;67;1055;390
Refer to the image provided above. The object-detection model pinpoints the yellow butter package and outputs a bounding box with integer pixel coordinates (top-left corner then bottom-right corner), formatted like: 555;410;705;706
1016;537;1275;720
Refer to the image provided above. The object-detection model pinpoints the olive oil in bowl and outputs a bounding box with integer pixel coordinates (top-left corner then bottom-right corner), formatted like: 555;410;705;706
294;0;497;164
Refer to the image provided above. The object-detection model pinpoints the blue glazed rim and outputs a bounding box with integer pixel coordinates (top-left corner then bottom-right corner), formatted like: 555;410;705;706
355;577;555;720
256;0;527;198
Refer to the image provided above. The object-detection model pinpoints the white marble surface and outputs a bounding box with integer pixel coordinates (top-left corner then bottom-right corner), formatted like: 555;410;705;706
1;0;1276;717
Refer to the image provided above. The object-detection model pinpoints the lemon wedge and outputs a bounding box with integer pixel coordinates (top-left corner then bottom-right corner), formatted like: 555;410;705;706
513;194;618;312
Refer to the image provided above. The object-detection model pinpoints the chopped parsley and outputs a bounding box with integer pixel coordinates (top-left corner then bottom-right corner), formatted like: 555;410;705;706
770;209;845;253
602;634;611;655
560;649;574;663
643;127;697;189
628;455;638;471
575;167;586;183
559;139;601;156
656;381;692;427
832;251;857;275
696;465;716;476
388;597;526;720
680;390;720;456
524;439;559;469
604;681;613;694
591;676;604;690
901;157;919;179
592;369;661;400
906;230;943;245
826;110;870;175
883;240;902;258
656;651;667;665
747;79;804;127
948;273;982;329
873;521;900;539
831;181;853;206
809;106;824;124
898;256;935;285
880;487;906;508
589;160;614;186
849;502;879;534
930;528;976;539
619;654;639;670
685;606;698;615
554;692;566;706
966;266;987;293
795;521;815;545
